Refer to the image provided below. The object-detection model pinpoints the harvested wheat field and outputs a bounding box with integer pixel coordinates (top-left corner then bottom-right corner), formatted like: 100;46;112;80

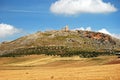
0;55;120;80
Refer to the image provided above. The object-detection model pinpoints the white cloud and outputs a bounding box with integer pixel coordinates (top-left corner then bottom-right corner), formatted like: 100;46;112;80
73;27;84;30
0;23;20;38
112;34;120;39
98;28;120;39
50;0;117;15
73;27;92;31
86;27;92;31
73;27;120;39
98;28;111;35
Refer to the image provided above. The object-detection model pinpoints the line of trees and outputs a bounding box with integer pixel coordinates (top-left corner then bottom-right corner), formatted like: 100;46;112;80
0;46;115;58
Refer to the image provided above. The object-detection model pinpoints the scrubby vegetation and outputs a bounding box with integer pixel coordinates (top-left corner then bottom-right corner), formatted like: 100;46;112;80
0;46;115;58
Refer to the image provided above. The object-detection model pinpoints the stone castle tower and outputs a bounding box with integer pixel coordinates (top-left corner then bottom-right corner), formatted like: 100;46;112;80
62;25;69;32
65;25;69;31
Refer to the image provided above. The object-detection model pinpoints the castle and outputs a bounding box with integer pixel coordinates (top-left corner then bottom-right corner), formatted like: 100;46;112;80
62;25;69;32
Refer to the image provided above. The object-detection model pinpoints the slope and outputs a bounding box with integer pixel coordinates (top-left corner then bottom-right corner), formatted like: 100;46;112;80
0;30;120;57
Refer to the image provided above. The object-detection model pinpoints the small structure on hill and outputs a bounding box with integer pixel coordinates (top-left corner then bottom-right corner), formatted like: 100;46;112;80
62;25;69;32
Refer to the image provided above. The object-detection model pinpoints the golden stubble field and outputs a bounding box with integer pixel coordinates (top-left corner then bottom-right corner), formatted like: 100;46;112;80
0;55;120;80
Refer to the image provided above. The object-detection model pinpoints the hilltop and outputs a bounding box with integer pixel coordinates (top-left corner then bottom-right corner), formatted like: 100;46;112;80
0;26;120;57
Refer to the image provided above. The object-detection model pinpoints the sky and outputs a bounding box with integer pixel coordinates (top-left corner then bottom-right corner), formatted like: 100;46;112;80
0;0;120;42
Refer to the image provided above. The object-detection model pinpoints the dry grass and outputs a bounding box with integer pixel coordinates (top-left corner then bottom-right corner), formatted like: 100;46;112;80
0;64;120;80
0;55;120;80
0;55;118;67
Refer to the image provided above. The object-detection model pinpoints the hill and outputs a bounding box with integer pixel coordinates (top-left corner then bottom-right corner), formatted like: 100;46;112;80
0;27;120;57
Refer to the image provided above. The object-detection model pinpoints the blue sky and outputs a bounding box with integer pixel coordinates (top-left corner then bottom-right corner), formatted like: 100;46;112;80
0;0;120;42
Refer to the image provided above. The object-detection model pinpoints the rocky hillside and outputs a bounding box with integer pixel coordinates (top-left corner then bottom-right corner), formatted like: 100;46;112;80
0;29;120;57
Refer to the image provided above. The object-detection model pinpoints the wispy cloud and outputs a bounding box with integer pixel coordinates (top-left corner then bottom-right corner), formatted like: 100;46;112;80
6;10;46;14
